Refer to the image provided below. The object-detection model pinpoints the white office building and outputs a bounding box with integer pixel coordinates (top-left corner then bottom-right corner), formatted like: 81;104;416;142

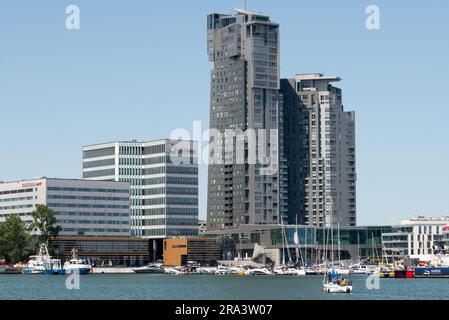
82;139;199;239
0;178;131;237
382;216;449;260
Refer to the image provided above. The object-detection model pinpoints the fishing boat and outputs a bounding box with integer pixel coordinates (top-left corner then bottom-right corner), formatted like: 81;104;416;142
43;258;65;275
22;244;51;275
64;248;92;275
22;255;45;275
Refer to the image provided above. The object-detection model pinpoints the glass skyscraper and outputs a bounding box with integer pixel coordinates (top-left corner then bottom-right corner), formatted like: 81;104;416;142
206;9;287;231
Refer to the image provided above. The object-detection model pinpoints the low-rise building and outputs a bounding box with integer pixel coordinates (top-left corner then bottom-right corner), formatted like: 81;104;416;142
52;236;149;266
163;237;221;266
205;224;392;265
0;178;130;237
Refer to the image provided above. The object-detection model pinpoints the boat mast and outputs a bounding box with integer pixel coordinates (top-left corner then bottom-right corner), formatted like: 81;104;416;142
338;220;341;265
357;233;360;261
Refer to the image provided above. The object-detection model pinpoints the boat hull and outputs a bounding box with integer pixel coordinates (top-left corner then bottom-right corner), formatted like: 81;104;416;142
394;269;415;278
133;269;164;274
43;269;66;275
65;267;91;275
415;267;449;278
323;283;352;294
22;269;44;275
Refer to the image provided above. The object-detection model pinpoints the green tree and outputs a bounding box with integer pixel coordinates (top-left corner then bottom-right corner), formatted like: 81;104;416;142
0;214;31;263
29;204;61;249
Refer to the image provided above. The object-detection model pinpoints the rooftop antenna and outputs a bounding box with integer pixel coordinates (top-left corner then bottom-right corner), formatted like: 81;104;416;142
244;0;247;10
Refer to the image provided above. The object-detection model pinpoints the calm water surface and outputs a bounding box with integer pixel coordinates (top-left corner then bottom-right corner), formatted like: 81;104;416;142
1;274;449;300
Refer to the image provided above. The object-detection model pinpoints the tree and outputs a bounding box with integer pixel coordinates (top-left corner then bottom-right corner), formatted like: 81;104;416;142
29;204;61;249
0;214;31;263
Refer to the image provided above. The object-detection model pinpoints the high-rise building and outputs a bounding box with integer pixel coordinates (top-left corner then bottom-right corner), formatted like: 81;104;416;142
82;139;199;238
206;8;287;231
0;178;131;237
281;73;356;227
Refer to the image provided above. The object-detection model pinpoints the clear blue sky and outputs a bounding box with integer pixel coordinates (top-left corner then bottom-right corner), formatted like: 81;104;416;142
1;0;448;225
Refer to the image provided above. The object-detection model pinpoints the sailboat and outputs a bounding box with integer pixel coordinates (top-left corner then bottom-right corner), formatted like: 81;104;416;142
273;217;306;276
322;200;353;293
333;222;350;275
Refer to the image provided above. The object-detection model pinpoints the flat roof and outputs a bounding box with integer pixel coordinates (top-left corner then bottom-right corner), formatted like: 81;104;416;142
83;139;196;149
231;8;269;17
0;177;129;185
294;73;341;82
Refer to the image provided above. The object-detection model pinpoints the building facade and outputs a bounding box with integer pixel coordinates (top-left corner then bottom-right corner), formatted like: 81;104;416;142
52;236;150;266
206;8;287;231
82;139;199;239
281;73;356;227
198;219;207;235
382;216;449;260
0;178;130;237
163;237;221;266
205;223;391;266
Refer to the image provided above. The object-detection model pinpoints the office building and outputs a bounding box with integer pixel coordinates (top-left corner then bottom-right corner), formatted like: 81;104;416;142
281;73;356;227
0;178;130;237
382;216;449;260
206;8;288;231
82;139;199;239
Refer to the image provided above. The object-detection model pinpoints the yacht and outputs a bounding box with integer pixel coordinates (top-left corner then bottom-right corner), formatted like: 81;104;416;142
133;262;165;274
245;267;274;276
274;266;306;276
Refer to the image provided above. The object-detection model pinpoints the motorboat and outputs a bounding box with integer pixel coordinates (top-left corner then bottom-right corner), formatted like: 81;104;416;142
245;267;274;276
350;262;378;275
133;262;165;274
215;266;236;275
164;266;187;275
274;266;306;276
64;248;92;275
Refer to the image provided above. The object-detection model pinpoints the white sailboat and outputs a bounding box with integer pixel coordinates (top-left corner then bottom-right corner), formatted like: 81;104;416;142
322;199;353;293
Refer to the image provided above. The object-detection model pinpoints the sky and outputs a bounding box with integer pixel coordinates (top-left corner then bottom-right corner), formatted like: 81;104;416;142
1;0;448;226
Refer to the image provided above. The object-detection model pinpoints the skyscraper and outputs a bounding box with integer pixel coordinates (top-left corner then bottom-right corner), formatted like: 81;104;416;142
206;9;287;231
82;139;199;238
281;74;356;227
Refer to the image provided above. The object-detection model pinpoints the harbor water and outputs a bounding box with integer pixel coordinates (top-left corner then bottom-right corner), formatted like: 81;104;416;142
1;274;449;300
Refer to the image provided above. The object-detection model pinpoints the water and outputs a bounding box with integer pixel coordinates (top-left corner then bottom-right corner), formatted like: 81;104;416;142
1;274;449;300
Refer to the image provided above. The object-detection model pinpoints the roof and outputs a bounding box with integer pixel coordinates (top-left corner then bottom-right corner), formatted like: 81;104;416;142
294;73;341;82
231;8;269;17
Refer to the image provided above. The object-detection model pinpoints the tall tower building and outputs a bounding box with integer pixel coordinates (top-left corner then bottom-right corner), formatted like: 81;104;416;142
82;139;199;238
281;74;356;227
206;9;287;231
